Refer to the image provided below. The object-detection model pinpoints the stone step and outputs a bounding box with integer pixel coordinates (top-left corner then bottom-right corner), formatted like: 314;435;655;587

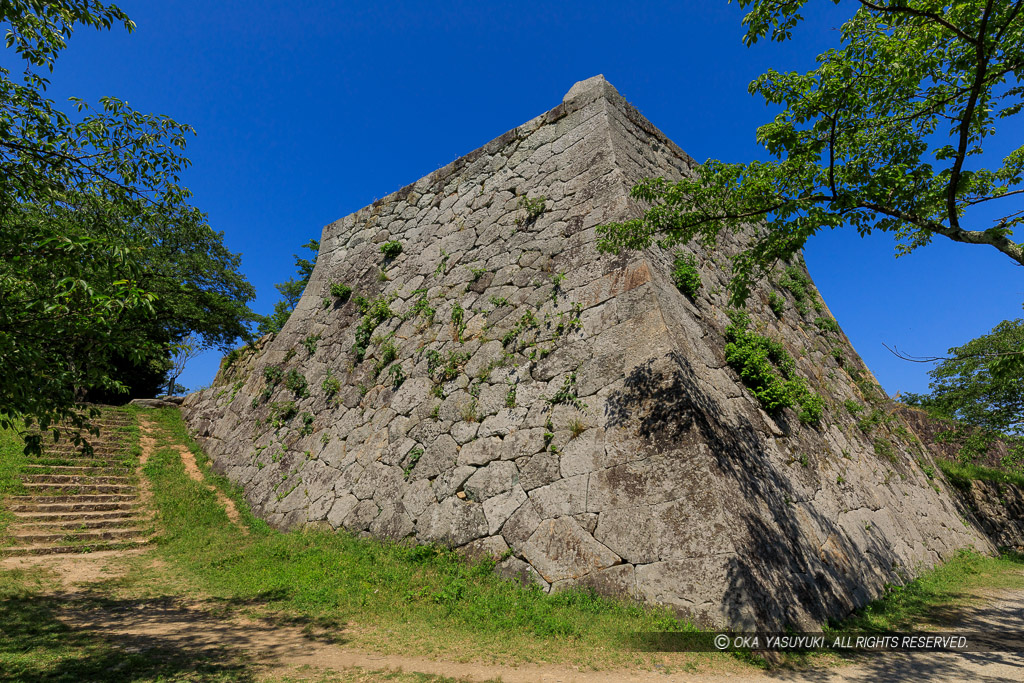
12;508;147;523
23;465;132;476
28;457;133;468
21;482;136;495
22;474;134;485
7;527;148;545
9;497;140;513
1;537;152;557
39;444;127;453
9;516;148;531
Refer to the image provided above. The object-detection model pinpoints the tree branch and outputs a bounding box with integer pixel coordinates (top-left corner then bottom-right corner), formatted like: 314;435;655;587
856;199;1024;265
854;0;980;44
947;0;995;231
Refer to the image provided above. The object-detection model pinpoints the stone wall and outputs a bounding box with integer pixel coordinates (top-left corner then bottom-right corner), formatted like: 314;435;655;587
897;405;1024;551
183;76;993;629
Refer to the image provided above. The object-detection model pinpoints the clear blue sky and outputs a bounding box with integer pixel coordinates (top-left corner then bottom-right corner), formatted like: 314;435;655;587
16;1;1023;395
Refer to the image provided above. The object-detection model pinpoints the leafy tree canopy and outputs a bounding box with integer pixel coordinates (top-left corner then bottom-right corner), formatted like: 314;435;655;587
597;0;1024;305
0;1;256;443
257;239;319;336
902;317;1024;468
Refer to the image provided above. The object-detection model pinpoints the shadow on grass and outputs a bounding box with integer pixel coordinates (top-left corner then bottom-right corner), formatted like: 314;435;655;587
0;588;351;682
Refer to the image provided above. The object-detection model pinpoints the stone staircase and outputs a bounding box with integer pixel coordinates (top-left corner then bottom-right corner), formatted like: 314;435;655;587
2;411;153;556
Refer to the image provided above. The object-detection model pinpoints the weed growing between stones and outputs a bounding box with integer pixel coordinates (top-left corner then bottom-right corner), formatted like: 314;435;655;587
353;295;395;362
321;369;341;401
502;310;539;349
221;348;242;369
330;282;352;302
723;311;823;425
671;252;701;299
857;408;887;433
814;317;840;334
435;249;450;276
403;447;424;479
388;363;406;389
268;401;297;429
767;291;785;318
505;381;517;409
843;399;863;416
779;265;823;316
407;291;435;325
550;271;565;303
285;370;309;398
380;240;402;259
264;365;283;386
301;334;321;356
426;350;470;383
546;373;586;411
373;341;399;378
873;437;897;463
516;195;546;225
299;412;315;436
451;301;466;342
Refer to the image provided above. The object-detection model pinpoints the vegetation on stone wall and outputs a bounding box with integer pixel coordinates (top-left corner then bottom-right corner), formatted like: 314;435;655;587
724;311;823;425
380;240;403;259
671;252;701;299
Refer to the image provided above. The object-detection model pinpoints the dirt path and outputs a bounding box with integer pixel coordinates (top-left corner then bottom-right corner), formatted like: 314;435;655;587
137;416;246;531
4;415;1022;682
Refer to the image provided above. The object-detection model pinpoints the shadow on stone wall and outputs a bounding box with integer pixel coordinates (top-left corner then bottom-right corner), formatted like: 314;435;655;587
606;353;906;628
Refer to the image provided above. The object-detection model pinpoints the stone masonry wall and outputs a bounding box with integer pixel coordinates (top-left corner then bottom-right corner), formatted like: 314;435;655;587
183;76;993;629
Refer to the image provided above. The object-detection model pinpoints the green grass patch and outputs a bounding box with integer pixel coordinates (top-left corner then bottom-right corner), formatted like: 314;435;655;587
140;408;705;665
831;549;1024;632
0;570;252;681
937;458;1024;490
0;422;28;537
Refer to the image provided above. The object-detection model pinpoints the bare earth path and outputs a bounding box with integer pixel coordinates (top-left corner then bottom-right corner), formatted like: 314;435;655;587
3;416;1022;682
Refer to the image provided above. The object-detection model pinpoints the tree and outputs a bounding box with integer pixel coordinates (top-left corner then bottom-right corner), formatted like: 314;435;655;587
902;318;1024;469
0;1;256;445
597;0;1024;305
165;334;202;396
257;239;319;336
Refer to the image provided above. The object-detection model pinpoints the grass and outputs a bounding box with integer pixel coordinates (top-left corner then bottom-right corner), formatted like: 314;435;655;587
5;407;1024;679
0;422;29;536
937;458;1024;490
137;408;720;669
831;548;1024;632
